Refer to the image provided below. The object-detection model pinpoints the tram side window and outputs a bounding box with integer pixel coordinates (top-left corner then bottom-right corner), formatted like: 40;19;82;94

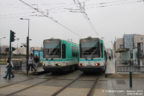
104;51;107;61
72;47;75;57
101;44;103;57
75;48;78;57
76;48;78;57
62;44;66;58
43;49;47;58
72;47;78;58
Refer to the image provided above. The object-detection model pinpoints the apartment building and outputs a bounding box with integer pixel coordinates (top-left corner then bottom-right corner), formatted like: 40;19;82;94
114;34;144;58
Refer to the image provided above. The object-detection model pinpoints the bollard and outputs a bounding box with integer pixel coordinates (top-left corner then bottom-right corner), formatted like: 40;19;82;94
129;72;132;88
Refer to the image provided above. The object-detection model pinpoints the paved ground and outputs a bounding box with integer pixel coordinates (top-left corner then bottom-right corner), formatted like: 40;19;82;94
106;59;115;74
0;60;144;96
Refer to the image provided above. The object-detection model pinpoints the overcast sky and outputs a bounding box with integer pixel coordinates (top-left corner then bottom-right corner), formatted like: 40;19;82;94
0;0;144;48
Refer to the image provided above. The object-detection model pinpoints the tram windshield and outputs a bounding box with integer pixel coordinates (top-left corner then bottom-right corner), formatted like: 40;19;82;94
43;40;61;58
80;39;102;58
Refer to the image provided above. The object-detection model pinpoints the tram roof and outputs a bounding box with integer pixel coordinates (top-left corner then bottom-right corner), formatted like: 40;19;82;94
43;39;61;42
80;37;100;41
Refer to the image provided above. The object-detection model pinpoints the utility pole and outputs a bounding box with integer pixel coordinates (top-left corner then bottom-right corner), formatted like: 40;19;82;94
7;30;16;80
9;30;15;61
20;18;30;76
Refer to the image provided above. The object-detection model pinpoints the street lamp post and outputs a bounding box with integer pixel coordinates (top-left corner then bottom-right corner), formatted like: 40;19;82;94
20;18;30;76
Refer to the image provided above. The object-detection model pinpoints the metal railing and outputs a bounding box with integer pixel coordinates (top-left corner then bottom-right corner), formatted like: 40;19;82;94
115;59;144;72
116;66;144;72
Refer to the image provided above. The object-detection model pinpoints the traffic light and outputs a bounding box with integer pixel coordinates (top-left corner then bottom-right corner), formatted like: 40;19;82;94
10;30;15;42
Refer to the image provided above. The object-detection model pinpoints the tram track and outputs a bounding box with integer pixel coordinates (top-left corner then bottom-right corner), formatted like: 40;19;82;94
0;77;35;89
1;71;101;96
0;72;50;89
52;74;100;96
87;76;99;96
52;74;83;96
6;77;55;96
2;71;80;96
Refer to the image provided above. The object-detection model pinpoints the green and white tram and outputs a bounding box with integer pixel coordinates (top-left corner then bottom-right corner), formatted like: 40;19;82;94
79;37;107;73
42;39;79;73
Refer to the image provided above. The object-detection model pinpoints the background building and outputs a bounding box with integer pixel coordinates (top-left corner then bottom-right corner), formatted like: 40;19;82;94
13;47;26;55
114;38;123;58
124;34;134;50
114;38;124;51
114;34;144;59
134;34;144;49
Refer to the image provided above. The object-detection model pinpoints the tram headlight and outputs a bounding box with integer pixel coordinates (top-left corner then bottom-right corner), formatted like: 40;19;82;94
95;63;100;66
80;63;85;67
56;64;61;66
58;64;61;66
42;63;45;66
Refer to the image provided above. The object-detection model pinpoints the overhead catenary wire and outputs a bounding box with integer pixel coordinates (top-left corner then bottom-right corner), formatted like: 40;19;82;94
70;0;142;38
1;0;142;18
19;0;81;38
2;0;141;37
72;0;100;37
86;0;142;8
100;0;143;7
